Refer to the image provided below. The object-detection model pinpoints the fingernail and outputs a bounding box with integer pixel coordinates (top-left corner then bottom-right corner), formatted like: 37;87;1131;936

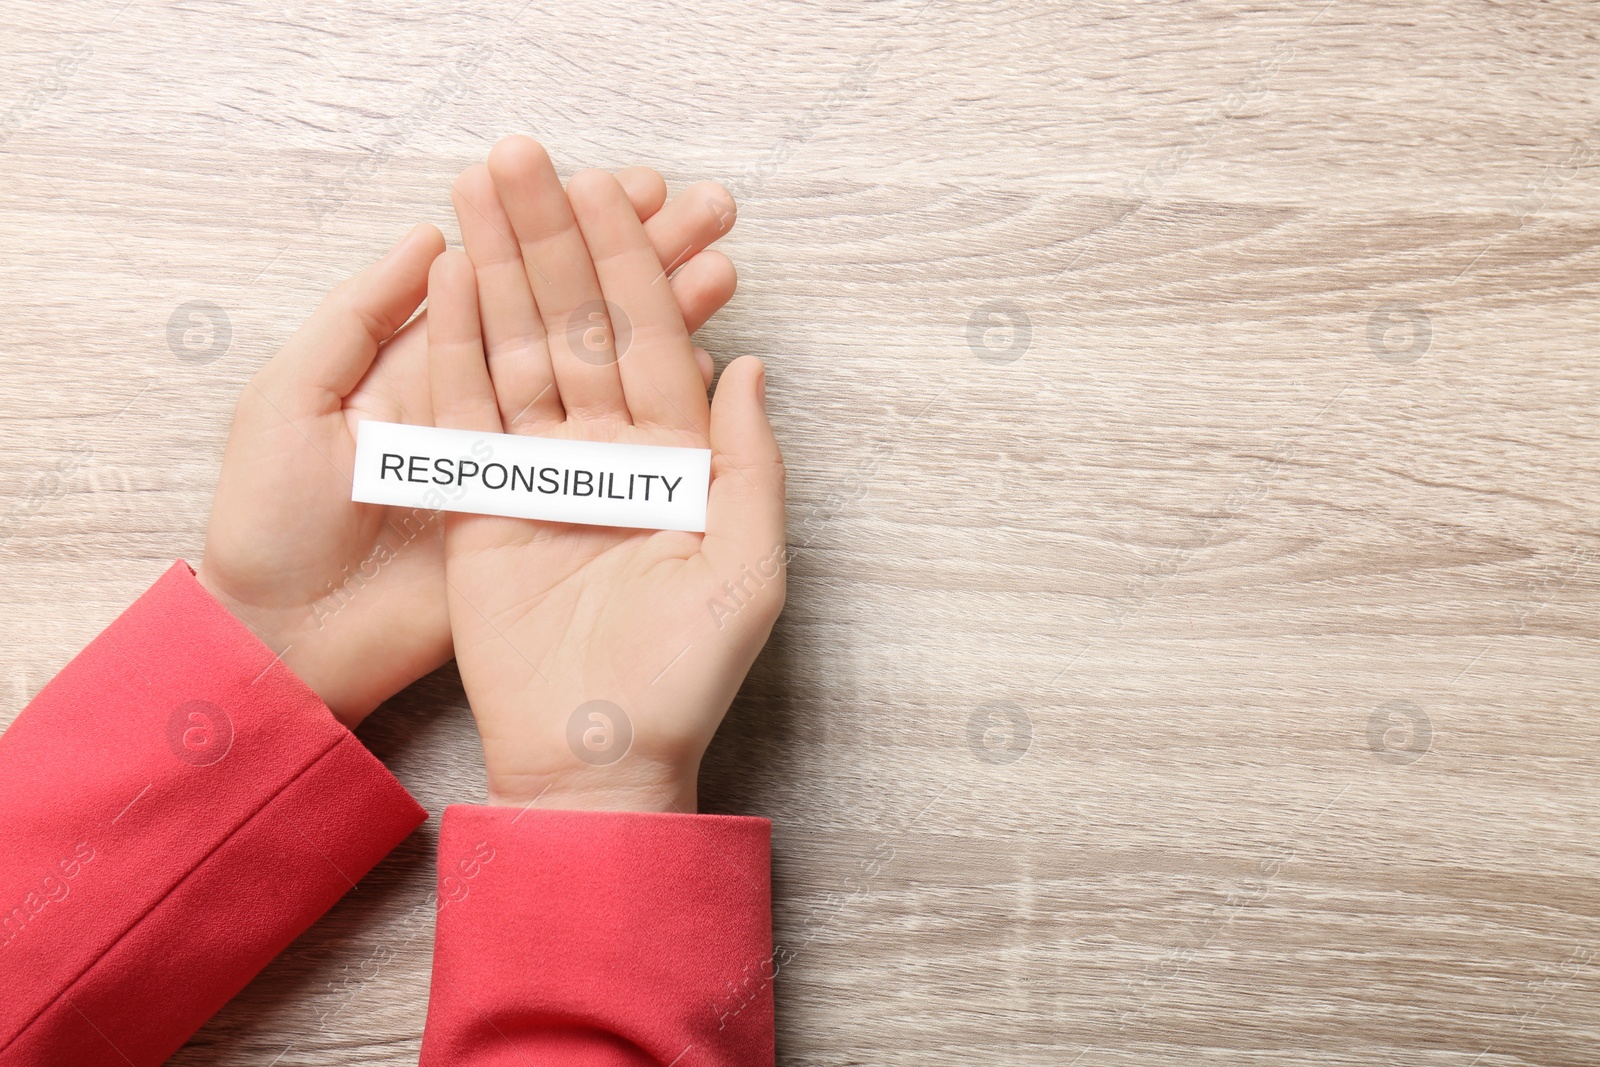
756;364;766;410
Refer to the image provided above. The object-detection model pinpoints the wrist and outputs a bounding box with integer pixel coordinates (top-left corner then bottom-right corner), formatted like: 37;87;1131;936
485;763;700;815
194;565;370;730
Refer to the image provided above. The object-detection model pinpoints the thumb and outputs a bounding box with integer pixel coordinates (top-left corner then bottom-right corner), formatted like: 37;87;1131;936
274;223;445;399
702;356;786;597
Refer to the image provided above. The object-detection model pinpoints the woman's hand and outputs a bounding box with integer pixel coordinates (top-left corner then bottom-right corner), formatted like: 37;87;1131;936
197;223;449;727
429;139;786;812
197;149;745;728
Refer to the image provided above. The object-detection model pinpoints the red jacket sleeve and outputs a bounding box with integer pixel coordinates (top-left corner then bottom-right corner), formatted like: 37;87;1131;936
0;561;427;1067
420;805;776;1067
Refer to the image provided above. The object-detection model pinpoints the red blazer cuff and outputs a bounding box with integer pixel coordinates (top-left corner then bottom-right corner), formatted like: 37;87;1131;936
0;561;427;1066
422;804;775;1067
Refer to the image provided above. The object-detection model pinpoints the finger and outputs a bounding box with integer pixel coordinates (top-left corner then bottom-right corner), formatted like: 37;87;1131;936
668;249;738;335
458;158;725;423
692;346;713;390
277;224;444;400
643;181;737;281
702;357;785;600
427;251;502;434
615;166;668;222
487;136;628;423
623;172;738;313
566;168;705;430
452;164;562;430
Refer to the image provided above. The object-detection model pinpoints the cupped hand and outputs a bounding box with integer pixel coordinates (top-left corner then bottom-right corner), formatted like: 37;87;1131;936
197;153;744;728
430;138;786;812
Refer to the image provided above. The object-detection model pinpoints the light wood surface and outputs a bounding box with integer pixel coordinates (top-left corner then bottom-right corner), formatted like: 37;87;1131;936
4;0;1600;1063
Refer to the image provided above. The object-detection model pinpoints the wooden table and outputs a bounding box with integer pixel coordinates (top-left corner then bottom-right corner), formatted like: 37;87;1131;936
3;1;1598;1062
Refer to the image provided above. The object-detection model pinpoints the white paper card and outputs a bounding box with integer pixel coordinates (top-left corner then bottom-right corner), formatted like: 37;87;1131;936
351;421;712;532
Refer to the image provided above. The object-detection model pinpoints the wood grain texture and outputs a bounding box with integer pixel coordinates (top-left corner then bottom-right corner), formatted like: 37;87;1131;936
4;0;1599;1063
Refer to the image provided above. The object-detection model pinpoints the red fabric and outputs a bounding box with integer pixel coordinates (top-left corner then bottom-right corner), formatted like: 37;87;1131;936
0;562;427;1066
421;805;775;1067
0;562;777;1066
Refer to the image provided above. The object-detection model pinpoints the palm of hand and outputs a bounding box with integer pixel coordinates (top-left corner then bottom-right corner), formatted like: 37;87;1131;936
445;433;754;812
